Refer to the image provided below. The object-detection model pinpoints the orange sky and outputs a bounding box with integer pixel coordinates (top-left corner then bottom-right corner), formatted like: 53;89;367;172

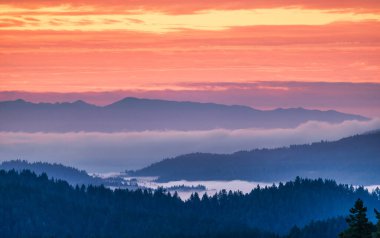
1;0;380;92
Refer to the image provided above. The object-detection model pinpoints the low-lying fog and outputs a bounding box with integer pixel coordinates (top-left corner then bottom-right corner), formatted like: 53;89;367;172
0;119;379;172
129;178;380;201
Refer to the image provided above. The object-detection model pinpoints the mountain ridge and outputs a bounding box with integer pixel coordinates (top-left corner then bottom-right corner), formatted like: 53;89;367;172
0;97;368;132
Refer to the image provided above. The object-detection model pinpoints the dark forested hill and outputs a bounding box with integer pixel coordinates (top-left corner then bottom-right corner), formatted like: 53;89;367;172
0;160;134;188
0;160;100;185
285;217;348;238
0;171;379;237
132;131;380;185
0;98;367;132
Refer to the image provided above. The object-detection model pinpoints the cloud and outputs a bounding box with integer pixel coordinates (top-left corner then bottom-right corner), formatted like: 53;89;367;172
0;119;379;172
1;21;380;94
2;7;379;32
2;0;380;14
0;18;26;27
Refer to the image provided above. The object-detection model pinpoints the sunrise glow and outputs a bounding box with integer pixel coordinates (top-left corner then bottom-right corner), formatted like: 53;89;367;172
1;0;380;94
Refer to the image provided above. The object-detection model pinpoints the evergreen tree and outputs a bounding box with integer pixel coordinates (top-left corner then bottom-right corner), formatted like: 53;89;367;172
340;199;373;238
287;226;301;238
374;209;380;238
1;170;380;238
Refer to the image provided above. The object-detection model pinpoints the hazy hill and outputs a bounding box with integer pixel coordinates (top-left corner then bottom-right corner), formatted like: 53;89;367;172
0;98;367;132
132;131;380;185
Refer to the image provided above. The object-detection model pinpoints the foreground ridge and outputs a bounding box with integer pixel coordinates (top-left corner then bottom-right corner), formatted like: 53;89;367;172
0;170;379;238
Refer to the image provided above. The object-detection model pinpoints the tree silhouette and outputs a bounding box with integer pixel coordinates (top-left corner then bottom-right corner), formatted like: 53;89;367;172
340;199;373;238
2;170;380;238
287;226;301;238
374;209;380;238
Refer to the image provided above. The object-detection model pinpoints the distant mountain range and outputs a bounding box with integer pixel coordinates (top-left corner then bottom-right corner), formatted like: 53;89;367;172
131;130;380;185
0;98;367;132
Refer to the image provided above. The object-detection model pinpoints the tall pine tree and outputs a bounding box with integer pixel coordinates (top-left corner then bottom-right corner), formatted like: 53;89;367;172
374;209;380;238
340;199;373;238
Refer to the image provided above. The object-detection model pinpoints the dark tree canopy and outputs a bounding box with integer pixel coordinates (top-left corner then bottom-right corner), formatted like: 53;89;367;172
1;170;380;238
374;209;380;238
340;199;374;238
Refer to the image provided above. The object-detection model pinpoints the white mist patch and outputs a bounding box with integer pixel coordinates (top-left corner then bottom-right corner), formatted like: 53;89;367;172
128;177;380;201
363;185;380;192
139;179;274;200
0;119;379;172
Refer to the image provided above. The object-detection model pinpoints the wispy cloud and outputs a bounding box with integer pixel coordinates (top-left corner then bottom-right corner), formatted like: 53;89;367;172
2;0;380;14
2;6;379;32
1;21;379;94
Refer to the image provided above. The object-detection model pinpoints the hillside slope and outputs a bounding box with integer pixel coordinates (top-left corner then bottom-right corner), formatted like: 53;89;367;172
132;131;380;185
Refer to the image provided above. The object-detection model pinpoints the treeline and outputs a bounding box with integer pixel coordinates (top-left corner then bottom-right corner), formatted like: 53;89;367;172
0;170;379;238
286;217;348;238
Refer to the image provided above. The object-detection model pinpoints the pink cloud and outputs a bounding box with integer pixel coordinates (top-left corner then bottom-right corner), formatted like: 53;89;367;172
3;0;380;14
1;21;380;93
0;18;26;27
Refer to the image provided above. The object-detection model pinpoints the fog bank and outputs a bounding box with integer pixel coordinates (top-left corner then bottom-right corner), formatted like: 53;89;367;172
0;119;379;172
